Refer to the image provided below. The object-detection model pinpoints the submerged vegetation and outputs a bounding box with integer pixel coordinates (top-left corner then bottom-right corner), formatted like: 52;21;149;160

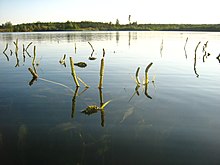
2;21;220;32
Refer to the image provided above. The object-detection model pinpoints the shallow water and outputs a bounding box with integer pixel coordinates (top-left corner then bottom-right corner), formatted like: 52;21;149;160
0;31;220;165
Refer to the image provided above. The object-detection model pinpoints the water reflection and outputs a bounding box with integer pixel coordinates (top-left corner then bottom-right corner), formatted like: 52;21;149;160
160;39;163;57
129;85;140;102
116;31;119;44
144;83;152;99
81;88;110;127
15;52;19;67
3;52;9;61
184;37;188;59
72;87;79;118
1;31;220;164
217;54;220;63
128;31;131;46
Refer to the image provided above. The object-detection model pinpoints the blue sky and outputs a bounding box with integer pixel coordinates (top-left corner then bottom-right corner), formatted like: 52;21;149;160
0;0;219;25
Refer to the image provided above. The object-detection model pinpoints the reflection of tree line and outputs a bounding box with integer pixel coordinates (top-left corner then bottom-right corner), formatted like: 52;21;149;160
116;31;137;46
2;31;139;46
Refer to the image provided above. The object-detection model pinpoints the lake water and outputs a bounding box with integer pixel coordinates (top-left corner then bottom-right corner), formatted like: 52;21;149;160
0;31;220;165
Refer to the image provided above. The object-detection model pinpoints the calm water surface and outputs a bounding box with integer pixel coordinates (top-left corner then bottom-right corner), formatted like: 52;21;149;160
0;31;220;165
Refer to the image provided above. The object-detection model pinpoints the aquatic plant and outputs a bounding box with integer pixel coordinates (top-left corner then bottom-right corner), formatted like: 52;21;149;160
28;67;38;79
135;67;141;85
3;43;8;54
59;54;66;67
13;39;19;56
25;42;33;52
130;62;154;101
145;62;153;84
77;76;89;88
32;46;36;66
88;41;96;60
81;100;111;115
194;41;201;77
98;49;105;89
70;57;80;87
202;41;210;62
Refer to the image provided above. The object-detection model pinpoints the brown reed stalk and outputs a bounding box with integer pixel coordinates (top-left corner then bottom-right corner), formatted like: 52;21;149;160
98;49;105;89
70;57;80;87
145;62;153;84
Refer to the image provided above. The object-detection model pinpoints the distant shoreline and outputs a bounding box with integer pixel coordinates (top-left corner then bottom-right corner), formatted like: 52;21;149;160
1;21;220;32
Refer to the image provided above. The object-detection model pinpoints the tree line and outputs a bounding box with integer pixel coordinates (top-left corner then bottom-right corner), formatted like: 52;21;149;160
1;21;220;32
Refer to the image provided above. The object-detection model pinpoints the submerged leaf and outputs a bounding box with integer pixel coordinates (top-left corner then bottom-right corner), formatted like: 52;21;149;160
120;107;134;123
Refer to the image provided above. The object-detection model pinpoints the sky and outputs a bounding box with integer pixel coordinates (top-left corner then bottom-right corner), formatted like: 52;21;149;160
0;0;220;25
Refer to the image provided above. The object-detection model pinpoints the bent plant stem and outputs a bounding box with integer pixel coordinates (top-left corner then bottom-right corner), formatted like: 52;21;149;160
88;42;94;54
28;68;38;79
70;57;80;87
194;41;201;78
28;67;38;86
13;39;19;55
88;42;96;59
39;78;74;93
145;83;152;99
145;62;153;84
3;52;9;61
77;76;89;88
135;67;141;86
3;43;8;54
25;42;33;52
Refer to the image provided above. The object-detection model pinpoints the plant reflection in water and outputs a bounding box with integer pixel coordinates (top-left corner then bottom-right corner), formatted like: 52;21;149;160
80;88;111;127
